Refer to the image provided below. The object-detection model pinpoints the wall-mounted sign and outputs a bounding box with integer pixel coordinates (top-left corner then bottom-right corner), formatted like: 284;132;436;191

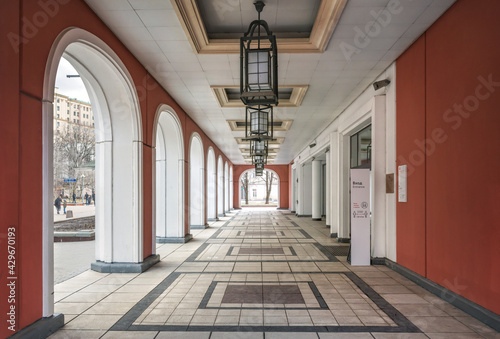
350;168;371;266
398;165;407;202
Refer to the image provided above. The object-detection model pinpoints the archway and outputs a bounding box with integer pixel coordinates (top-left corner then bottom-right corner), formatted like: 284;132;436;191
153;106;186;242
43;28;148;316
239;168;280;208
189;133;205;229
207;147;217;220
224;161;229;212
217;155;224;217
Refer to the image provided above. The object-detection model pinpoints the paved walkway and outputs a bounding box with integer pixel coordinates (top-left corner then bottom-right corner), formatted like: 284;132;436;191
49;208;499;338
55;240;95;284
54;205;95;222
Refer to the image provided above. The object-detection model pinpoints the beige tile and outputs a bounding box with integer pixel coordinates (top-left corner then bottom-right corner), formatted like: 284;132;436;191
383;294;429;304
156;331;211;339
63;314;122;330
83;302;135;315
54;302;94;314
408;316;475;333
48;330;105;339
59;292;110;303
100;331;158;339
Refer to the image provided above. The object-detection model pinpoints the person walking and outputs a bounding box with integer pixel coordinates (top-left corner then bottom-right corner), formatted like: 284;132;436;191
92;192;95;205
72;192;76;204
63;199;67;214
54;195;62;214
84;192;89;206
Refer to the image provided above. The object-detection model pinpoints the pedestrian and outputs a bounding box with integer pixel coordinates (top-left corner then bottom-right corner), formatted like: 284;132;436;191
54;195;62;214
92;192;95;204
63;199;67;214
84;192;89;205
72;192;76;204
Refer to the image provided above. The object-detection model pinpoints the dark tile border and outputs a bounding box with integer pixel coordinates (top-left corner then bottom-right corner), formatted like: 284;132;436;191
110;271;420;333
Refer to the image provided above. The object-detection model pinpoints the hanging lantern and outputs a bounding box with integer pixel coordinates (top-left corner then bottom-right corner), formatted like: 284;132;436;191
250;139;268;156
240;1;278;106
252;154;267;165
244;104;273;140
255;162;264;176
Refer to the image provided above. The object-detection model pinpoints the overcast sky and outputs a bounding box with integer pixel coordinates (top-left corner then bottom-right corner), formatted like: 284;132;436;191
55;58;90;102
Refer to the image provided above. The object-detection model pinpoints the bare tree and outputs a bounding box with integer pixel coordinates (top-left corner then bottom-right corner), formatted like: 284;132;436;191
241;171;249;205
53;125;95;198
264;171;277;204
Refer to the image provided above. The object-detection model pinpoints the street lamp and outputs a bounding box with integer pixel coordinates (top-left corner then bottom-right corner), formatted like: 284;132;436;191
240;1;278;106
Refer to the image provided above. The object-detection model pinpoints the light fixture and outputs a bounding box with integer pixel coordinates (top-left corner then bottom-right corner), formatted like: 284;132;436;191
373;79;390;90
240;1;278;106
255;162;264;176
250;139;268;156
244;104;273;141
252;154;267;165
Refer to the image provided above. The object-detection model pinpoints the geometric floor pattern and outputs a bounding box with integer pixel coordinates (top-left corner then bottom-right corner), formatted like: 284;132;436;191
49;208;499;338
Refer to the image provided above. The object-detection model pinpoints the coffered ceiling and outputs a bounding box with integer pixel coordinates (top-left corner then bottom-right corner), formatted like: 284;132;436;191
83;0;456;164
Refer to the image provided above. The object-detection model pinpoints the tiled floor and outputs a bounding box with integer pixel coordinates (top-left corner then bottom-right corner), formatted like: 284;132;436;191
49;208;499;338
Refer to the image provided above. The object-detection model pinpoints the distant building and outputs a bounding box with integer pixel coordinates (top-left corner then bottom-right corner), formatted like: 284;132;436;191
53;91;94;133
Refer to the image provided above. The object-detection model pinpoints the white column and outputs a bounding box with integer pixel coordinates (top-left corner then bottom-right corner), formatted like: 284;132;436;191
325;149;331;226
296;164;303;215
312;160;322;220
371;95;387;258
330;131;340;237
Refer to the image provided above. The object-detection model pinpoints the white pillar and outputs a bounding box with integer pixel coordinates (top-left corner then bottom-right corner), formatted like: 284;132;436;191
312;160;322;220
325;149;331;227
296;164;303;215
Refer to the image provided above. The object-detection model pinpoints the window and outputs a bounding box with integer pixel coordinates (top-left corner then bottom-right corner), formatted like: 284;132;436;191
67;110;69;114
252;189;257;198
57;106;60;111
350;125;372;169
57;114;60;118
57;98;60;103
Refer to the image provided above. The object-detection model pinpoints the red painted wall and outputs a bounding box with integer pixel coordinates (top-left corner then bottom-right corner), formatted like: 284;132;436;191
232;165;289;209
0;0;233;336
396;0;500;314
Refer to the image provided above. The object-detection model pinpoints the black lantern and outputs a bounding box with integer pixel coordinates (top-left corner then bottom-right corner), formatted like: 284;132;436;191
250;139;268;156
255;163;264;176
252;154;267;165
244;104;273;140
240;1;278;106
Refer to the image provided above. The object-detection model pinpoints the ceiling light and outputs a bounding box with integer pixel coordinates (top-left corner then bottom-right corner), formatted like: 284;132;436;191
240;0;278;106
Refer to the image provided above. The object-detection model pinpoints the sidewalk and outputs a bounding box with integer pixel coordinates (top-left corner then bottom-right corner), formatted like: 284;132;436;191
54;204;96;222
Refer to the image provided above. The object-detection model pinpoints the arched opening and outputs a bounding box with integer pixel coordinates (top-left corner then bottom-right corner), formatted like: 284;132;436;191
224;161;229;212
239;169;280;208
153;106;186;243
207;147;217;221
43;28;147;316
217;156;224;217
189;133;205;229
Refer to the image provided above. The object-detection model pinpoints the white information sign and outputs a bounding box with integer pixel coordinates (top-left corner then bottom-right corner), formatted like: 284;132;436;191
350;168;371;266
398;165;407;202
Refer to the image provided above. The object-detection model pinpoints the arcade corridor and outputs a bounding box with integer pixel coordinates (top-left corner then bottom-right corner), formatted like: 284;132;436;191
48;209;497;338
